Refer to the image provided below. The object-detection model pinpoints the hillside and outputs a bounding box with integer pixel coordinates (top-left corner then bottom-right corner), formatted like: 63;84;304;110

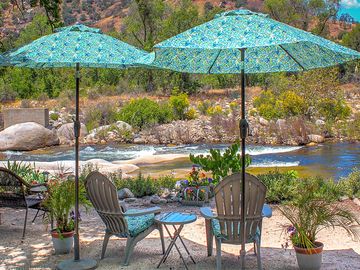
0;0;357;41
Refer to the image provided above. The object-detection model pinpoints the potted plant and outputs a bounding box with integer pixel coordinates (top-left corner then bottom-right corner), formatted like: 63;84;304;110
180;165;213;206
44;176;89;254
279;177;359;270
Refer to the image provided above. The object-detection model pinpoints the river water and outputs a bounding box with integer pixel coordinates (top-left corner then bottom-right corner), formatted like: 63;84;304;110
1;143;360;180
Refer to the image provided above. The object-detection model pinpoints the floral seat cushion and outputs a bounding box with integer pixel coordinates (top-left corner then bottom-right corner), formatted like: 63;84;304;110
212;219;260;242
125;214;155;237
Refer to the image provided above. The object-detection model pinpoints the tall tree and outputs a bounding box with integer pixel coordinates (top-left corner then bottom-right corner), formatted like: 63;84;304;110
264;0;339;36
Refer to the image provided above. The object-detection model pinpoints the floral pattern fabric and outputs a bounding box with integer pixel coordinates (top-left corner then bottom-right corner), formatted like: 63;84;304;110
8;24;147;69
138;9;360;74
123;209;155;237
212;218;260;242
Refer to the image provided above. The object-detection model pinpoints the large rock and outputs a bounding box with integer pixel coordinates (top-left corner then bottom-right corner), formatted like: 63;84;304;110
0;122;59;151
57;123;88;144
118;188;135;200
85;121;133;144
307;134;325;143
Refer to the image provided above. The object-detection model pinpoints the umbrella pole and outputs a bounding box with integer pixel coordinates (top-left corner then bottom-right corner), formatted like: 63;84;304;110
239;48;248;269
57;64;97;270
74;62;81;261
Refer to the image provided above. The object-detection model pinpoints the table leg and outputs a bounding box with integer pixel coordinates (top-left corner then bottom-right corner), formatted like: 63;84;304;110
205;219;213;256
157;224;195;270
172;225;196;264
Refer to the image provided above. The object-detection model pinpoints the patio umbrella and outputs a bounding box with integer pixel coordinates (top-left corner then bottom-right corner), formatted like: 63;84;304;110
138;9;360;267
4;23;147;270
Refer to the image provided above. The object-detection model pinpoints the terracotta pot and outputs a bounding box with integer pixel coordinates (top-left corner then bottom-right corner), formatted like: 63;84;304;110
51;230;74;254
294;242;323;270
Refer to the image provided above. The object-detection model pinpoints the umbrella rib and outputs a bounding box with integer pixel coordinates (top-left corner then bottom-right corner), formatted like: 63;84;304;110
279;44;305;71
207;49;222;74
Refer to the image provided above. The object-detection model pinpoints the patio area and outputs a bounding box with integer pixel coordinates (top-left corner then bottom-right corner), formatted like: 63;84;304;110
1;200;360;270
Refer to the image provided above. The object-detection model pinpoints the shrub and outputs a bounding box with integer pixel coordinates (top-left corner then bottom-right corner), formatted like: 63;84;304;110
185;107;197;120
115;173;160;197
346;113;360;141
318;98;351;122
198;100;212;115
338;169;360;199
169;93;190;120
5;161;46;184
279;91;306;116
257;170;298;203
190;143;251;183
206;105;225;116
0;85;17;102
118;98;173;129
84;102;119;131
50;113;59;121
157;175;178;190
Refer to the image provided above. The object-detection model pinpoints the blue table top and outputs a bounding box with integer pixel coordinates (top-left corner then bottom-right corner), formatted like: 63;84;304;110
155;212;197;225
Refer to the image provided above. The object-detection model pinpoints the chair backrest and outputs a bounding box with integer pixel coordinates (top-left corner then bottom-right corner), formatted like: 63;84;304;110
0;167;29;208
84;171;128;235
214;172;266;244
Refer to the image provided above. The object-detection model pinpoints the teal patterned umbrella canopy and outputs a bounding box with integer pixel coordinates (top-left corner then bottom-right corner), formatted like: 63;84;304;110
139;9;360;73
9;24;147;68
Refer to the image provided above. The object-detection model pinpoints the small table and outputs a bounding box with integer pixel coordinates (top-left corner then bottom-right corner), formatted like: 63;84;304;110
155;212;197;270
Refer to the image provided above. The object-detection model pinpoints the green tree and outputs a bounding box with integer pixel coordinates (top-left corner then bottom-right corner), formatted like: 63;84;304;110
264;0;339;36
342;24;360;51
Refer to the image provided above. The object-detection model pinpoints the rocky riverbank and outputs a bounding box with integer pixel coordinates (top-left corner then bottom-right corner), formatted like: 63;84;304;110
0;88;359;151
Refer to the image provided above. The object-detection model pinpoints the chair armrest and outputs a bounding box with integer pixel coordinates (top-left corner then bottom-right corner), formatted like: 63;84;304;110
29;184;48;193
124;207;161;217
262;204;272;218
200;207;217;219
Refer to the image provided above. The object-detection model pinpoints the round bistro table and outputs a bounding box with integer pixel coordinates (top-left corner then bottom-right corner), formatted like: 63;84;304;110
155;212;197;270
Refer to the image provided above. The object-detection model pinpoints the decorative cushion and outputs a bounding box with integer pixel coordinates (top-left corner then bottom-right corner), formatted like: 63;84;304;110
125;212;155;237
212;219;260;242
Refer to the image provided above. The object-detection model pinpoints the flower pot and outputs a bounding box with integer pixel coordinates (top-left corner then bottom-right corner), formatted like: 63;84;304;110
294;242;323;270
51;230;74;254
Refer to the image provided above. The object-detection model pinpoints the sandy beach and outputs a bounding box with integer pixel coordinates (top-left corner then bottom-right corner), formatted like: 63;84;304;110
1;200;360;270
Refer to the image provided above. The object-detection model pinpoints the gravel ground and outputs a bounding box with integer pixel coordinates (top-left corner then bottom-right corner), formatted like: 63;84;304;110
1;201;360;270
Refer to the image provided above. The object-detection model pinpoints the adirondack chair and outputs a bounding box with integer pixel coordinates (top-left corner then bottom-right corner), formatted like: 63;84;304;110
0;167;48;239
200;172;272;270
84;171;165;266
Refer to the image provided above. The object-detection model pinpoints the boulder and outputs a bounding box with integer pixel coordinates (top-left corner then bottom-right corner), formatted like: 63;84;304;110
307;134;325;143
0;122;59;151
57;123;88;144
315;119;325;126
259;117;269;126
150;195;161;204
118;188;135;200
276;119;287;132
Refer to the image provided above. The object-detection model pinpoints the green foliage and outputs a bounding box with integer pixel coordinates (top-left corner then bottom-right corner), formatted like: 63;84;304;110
84;102;120;131
264;0;338;36
258;170;299;203
279;177;359;249
50;112;59;121
189;143;252;183
197;100;212;115
169;92;190;120
185;107;197;120
5;161;46;184
254;69;350;121
342;24;360;51
338;169;360;199
318;98;351;122
118;98;173;129
115;173;159;197
346;113;360;141
44;176;90;233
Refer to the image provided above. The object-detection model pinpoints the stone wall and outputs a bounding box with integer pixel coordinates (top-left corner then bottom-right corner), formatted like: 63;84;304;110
3;108;49;128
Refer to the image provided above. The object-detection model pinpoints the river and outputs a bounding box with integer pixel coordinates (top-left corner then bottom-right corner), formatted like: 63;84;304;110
1;142;360;180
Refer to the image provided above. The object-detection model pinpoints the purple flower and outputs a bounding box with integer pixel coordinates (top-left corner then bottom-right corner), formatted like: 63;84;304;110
192;164;200;168
208;178;213;183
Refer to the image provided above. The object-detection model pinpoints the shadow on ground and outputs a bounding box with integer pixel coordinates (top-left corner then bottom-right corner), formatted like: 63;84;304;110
1;208;360;270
